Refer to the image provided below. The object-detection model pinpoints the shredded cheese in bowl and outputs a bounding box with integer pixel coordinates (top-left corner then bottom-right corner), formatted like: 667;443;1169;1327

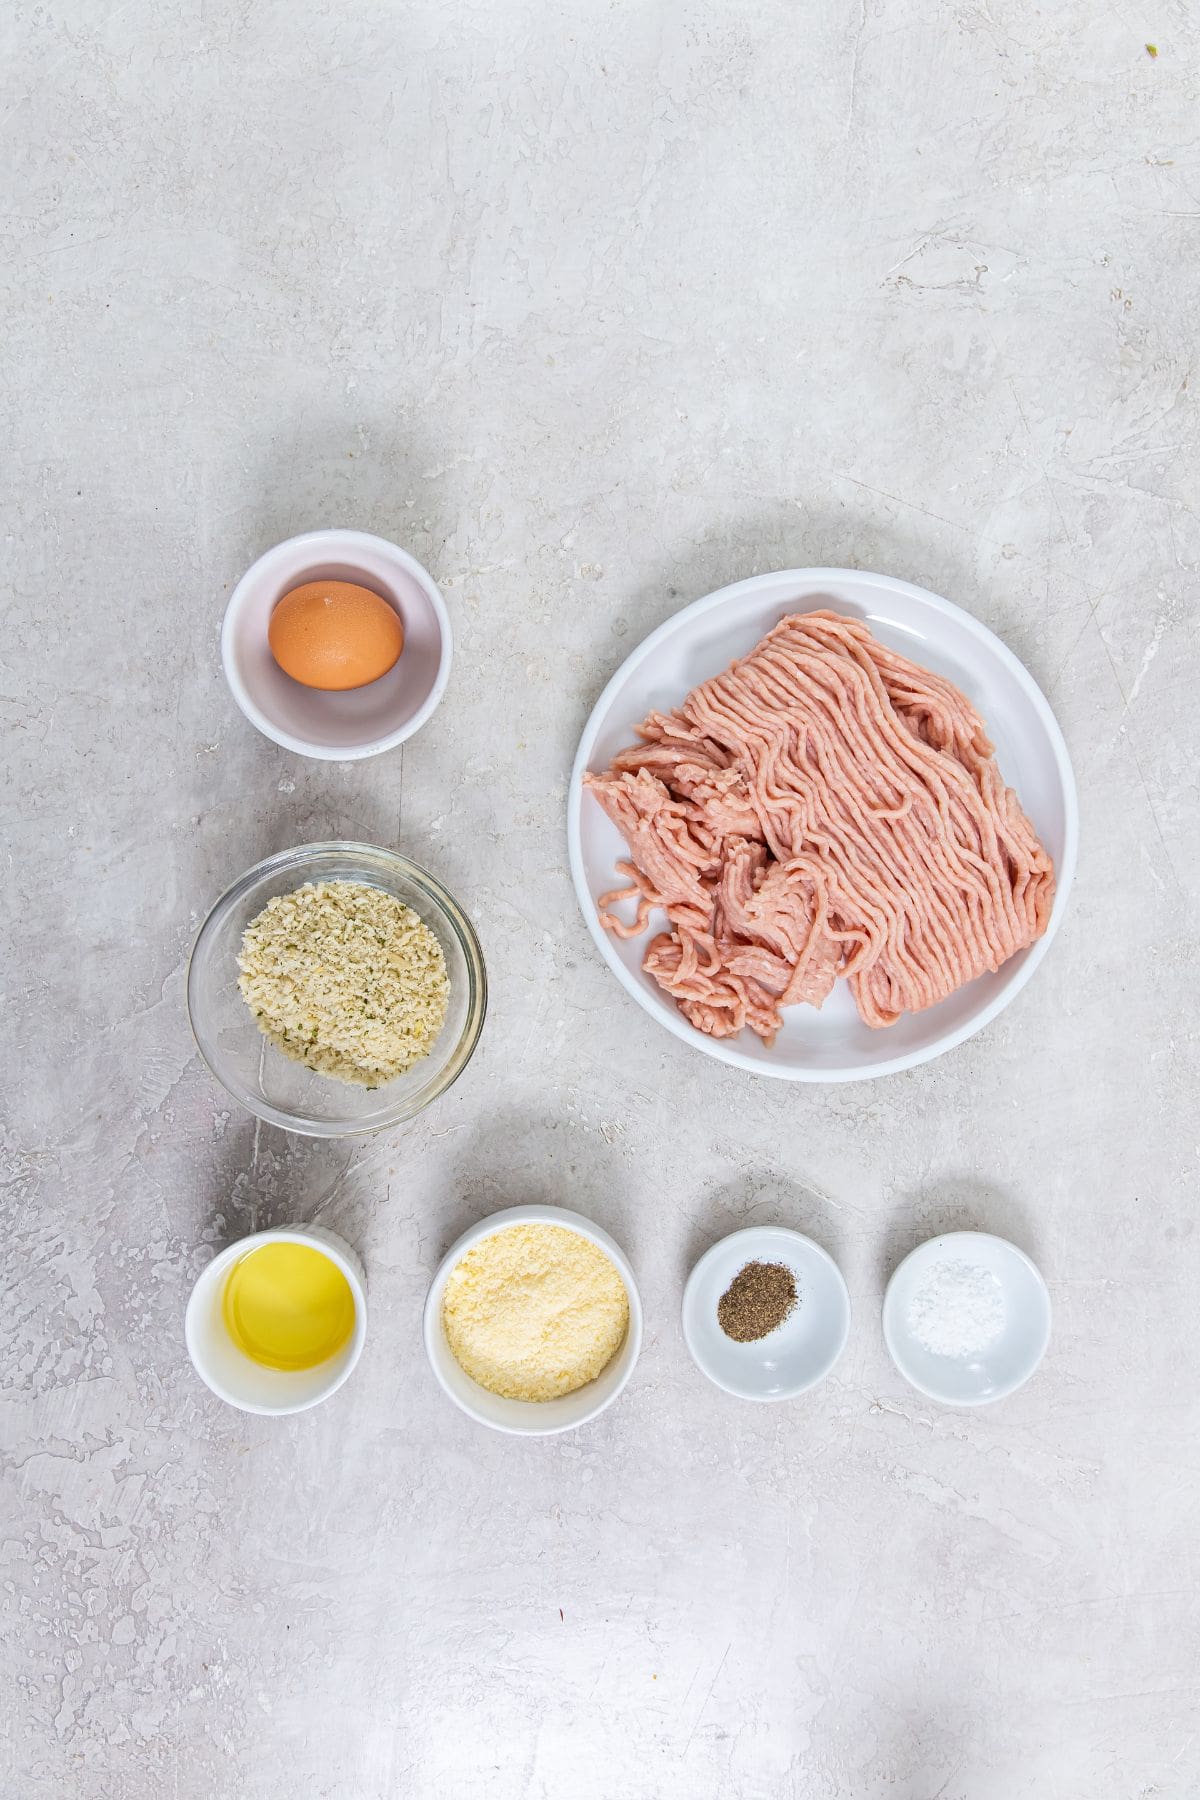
237;880;449;1087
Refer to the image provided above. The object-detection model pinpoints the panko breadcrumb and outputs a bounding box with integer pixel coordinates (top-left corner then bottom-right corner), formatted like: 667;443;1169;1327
237;880;449;1087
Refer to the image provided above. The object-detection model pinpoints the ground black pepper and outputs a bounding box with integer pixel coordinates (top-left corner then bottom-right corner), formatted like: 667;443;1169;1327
717;1260;798;1342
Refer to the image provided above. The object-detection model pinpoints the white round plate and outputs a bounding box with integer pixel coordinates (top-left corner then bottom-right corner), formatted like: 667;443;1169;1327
883;1231;1052;1406
682;1226;851;1401
567;568;1078;1082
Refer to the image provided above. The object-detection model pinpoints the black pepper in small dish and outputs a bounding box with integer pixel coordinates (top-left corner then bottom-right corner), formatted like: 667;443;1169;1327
717;1260;798;1342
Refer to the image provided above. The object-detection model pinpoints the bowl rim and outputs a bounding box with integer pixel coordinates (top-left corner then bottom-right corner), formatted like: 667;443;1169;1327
881;1229;1052;1406
567;566;1079;1082
681;1224;852;1402
186;840;488;1138
422;1203;644;1435
184;1224;368;1416
220;528;453;762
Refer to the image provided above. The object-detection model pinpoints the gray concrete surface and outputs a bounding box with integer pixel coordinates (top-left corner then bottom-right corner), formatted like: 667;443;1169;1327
3;3;1199;1796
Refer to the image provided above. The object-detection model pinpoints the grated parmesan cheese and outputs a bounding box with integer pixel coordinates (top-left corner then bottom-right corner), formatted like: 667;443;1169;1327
237;880;449;1087
442;1223;629;1402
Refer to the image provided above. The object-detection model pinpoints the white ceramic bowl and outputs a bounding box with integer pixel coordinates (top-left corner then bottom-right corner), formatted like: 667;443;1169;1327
423;1204;642;1435
883;1230;1051;1406
184;1224;367;1415
682;1226;851;1401
569;568;1078;1081
221;528;452;760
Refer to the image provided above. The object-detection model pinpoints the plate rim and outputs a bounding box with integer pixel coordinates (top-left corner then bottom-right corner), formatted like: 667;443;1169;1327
567;567;1079;1083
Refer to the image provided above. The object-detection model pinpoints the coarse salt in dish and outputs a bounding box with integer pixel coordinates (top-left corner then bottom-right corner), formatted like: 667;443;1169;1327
905;1259;1006;1358
883;1231;1051;1407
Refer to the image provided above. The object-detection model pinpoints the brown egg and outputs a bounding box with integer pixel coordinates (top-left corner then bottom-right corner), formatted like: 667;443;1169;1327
268;581;405;690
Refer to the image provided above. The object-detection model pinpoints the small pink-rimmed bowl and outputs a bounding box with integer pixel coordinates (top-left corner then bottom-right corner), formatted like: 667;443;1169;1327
221;529;452;761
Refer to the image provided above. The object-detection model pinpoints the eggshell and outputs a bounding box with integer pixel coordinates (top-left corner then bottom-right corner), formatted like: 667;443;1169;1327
268;582;405;690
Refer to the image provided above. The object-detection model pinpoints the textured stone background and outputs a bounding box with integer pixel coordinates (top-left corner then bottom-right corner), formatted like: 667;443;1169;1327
3;3;1198;1796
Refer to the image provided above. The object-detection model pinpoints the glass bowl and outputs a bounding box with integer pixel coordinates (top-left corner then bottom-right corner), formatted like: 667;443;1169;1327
188;842;486;1137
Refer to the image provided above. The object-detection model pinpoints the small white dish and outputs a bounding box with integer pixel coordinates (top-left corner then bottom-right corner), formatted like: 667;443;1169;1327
221;528;452;760
185;1224;367;1415
423;1204;642;1435
883;1230;1051;1406
568;567;1078;1081
682;1226;851;1401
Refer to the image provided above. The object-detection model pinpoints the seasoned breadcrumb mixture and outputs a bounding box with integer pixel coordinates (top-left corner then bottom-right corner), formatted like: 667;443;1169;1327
237;880;449;1087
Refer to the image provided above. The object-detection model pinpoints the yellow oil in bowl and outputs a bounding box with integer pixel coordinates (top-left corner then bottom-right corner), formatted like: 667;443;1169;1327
222;1241;356;1372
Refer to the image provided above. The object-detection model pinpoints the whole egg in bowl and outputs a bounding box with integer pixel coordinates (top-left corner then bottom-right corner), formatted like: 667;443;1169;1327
268;580;405;690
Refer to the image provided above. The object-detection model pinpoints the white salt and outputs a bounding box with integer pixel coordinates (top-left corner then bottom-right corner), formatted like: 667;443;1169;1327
906;1259;1006;1358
